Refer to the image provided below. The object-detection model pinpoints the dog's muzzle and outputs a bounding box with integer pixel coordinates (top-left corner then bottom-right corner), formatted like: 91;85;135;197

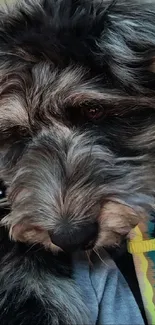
50;222;98;252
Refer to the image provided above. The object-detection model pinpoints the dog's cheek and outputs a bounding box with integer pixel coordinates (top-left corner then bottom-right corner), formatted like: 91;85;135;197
10;223;60;252
95;201;143;248
10;223;49;245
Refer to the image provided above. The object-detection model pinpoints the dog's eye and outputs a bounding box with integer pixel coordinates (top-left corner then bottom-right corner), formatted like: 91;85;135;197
0;181;6;201
83;107;104;121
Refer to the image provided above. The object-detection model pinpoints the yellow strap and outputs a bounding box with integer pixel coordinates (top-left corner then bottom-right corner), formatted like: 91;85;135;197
128;239;155;254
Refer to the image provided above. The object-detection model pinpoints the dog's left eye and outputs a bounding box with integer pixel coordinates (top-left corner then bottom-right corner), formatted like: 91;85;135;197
0;181;6;200
83;107;104;121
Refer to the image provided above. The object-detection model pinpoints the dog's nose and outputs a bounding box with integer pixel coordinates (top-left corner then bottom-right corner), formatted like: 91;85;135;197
51;222;98;252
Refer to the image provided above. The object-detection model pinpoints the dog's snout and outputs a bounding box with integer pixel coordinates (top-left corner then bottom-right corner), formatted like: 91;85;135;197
51;222;98;252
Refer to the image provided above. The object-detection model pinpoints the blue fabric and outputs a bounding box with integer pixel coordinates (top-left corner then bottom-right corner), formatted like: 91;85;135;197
73;249;144;325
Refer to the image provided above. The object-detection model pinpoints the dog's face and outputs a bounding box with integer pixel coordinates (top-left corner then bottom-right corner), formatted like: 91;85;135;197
1;0;155;252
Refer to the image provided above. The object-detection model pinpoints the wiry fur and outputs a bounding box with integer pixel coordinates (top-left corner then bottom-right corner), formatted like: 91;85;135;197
0;0;155;324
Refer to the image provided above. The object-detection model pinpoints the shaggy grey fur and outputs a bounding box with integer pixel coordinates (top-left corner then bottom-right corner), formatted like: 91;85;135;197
0;0;155;324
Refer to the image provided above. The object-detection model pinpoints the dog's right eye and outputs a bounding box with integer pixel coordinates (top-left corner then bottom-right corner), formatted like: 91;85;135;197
66;104;105;126
83;107;104;121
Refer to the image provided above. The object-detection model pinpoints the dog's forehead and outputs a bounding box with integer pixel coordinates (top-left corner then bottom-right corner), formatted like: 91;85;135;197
0;0;154;144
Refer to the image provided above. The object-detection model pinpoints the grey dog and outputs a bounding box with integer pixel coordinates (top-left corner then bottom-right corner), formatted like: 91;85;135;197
0;0;155;324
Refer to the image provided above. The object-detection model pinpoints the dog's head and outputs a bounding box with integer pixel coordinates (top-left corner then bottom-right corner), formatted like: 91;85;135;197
1;0;155;252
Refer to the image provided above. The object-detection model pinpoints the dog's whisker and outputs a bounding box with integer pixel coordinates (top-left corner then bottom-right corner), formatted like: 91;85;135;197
85;250;93;267
25;242;40;254
93;248;109;267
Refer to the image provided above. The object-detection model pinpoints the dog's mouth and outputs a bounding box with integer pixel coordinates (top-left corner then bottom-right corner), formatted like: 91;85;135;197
0;179;146;252
2;200;144;254
84;239;97;251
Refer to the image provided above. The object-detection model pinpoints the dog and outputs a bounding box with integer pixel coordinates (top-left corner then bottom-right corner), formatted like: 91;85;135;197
0;0;155;324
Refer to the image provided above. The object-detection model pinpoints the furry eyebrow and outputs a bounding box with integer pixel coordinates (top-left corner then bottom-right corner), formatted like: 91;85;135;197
0;61;154;127
64;89;155;116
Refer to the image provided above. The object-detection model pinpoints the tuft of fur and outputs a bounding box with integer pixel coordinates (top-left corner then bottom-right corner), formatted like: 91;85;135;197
0;0;155;324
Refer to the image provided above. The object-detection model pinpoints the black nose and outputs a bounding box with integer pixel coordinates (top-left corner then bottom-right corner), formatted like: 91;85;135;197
51;222;98;252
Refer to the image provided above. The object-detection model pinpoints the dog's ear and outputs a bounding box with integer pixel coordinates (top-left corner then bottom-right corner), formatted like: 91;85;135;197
0;126;31;180
0;80;31;183
95;0;155;92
